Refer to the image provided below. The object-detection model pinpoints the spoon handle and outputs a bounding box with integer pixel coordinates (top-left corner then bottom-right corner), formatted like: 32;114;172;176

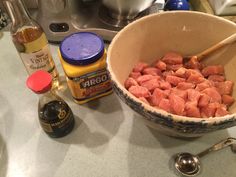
197;33;236;61
197;137;236;158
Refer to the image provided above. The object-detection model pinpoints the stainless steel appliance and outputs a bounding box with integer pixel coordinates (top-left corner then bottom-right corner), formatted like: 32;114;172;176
36;0;162;43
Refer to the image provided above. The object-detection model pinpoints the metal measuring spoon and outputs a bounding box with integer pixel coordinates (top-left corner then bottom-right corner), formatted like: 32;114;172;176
174;137;236;176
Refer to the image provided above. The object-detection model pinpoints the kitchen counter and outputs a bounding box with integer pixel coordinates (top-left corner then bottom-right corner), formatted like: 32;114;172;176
0;32;236;177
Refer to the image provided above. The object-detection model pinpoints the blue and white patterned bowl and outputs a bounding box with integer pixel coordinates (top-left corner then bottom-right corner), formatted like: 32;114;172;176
107;11;236;137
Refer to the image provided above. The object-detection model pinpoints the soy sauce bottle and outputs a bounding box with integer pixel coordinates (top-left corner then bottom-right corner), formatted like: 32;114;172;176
26;70;75;138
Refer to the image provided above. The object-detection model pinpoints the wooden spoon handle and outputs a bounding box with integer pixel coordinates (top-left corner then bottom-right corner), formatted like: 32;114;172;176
197;33;236;61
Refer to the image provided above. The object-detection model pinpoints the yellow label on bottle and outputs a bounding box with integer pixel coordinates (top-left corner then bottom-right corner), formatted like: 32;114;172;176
19;33;56;75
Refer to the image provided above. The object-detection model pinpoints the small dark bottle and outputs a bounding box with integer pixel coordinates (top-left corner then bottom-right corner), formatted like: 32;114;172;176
26;70;75;138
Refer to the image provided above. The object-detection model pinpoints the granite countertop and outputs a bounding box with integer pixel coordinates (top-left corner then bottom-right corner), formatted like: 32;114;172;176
0;32;236;177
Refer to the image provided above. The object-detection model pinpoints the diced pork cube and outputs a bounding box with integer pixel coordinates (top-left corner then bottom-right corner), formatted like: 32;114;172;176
187;89;201;103
200;102;220;118
137;75;155;85
128;86;151;98
159;80;172;90
133;62;148;72
140;78;160;92
169;94;185;116
215;106;229;117
129;72;142;80
195;81;212;91
175;67;187;78
171;88;188;101
166;64;183;71
124;77;138;89
208;75;225;82
166;75;186;86
162;52;183;65
187;73;205;84
202;87;222;103
185;102;201;118
155;60;167;71
162;70;175;78
143;67;162;76
177;82;195;90
159;98;171;112
163;89;171;97
149;88;167;106
198;94;210;107
185;69;203;78
202;65;224;77
215;81;234;95
222;95;235;106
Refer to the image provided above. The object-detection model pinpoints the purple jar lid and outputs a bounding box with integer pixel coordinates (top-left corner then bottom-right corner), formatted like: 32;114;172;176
60;32;105;66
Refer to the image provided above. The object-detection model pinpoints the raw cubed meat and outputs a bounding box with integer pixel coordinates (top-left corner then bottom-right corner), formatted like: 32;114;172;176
124;77;138;89
137;75;155;85
202;87;222;103
185;102;201;118
208;75;225;82
133;62;148;72
166;75;186;86
140;78;160;92
143;67;162;76
166;64;183;71
177;82;195;90
187;73;205;84
215;81;234;95
198;94;210;107
195;81;212;91
162;70;175;78
126;52;234;118
128;85;151;98
163;89;171;97
162;52;183;65
171;88;188;101
202;65;224;77
222;95;235;106
175;67;187;78
215;106;229;117
155;60;167;71
129;72;142;80
186;69;203;78
187;89;201;103
159;80;172;90
201;102;220;117
169;94;185;115
159;98;171;112
149;88;167;106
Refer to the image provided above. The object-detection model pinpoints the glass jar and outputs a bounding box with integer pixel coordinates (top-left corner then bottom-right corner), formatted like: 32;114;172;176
59;32;112;104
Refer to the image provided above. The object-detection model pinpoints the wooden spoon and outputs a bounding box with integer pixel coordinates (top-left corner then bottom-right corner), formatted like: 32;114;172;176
184;33;236;62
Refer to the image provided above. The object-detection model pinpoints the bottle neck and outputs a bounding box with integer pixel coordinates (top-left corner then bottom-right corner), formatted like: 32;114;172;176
4;0;32;27
38;89;58;108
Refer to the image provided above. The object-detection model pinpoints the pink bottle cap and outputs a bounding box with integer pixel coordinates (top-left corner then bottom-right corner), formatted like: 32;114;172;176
26;70;52;94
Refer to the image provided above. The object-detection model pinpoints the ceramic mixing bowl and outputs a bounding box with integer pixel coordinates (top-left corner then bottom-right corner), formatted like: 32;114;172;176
107;11;236;138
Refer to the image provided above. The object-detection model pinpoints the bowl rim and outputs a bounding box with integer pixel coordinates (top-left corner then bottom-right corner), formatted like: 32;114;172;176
107;11;236;124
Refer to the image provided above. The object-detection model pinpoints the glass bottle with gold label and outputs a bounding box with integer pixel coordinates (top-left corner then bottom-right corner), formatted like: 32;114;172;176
4;0;59;87
26;70;75;138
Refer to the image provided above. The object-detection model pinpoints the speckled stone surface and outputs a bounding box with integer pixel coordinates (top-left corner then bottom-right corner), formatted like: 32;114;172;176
0;32;236;177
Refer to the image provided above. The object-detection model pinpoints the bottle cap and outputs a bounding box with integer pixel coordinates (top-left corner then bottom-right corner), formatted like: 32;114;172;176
26;70;52;94
59;32;104;66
